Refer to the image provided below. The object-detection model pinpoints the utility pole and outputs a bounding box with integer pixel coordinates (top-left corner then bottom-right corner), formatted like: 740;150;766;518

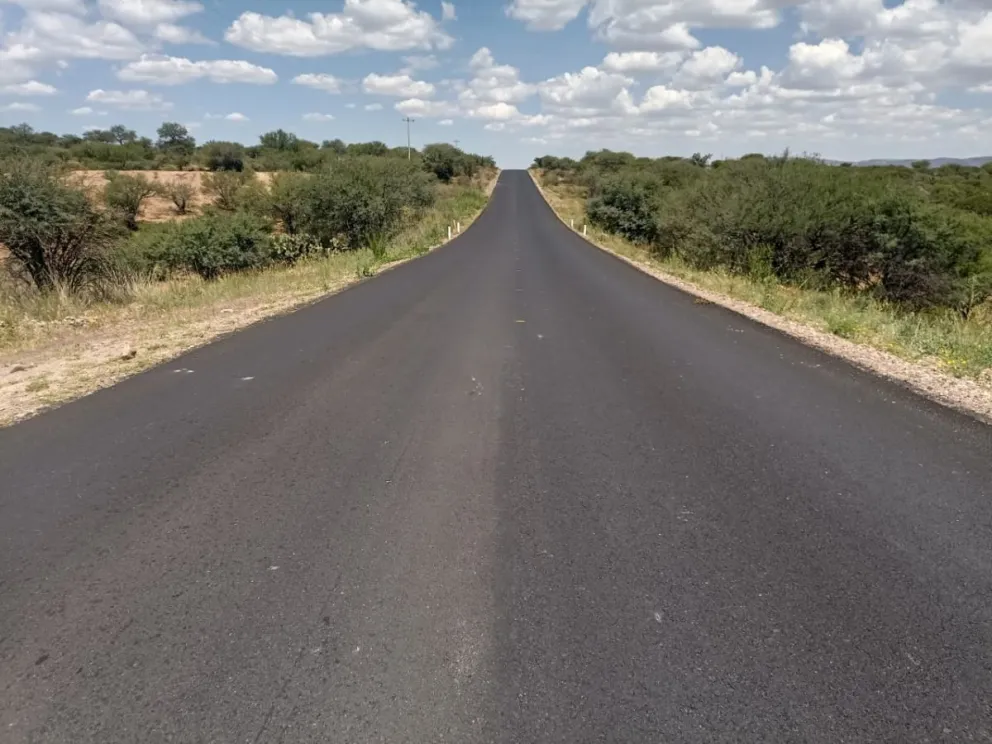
454;139;461;149
402;116;415;160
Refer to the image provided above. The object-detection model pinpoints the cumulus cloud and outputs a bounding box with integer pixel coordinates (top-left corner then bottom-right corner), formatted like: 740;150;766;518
674;46;742;88
507;0;782;43
4;11;146;63
601;50;686;73
458;46;535;116
505;0;587;31
224;111;247;121
302;112;335;121
394;97;455;117
291;73;343;93
97;0;203;27
0;101;41;111
363;72;435;97
118;55;277;84
86;87;171;109
224;1;453;57
539;66;633;111
1;0;86;12
152;22;212;44
365;102;383;110
441;1;456;21
0;79;57;94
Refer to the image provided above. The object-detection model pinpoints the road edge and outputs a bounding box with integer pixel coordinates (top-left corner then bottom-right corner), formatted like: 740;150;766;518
528;170;992;426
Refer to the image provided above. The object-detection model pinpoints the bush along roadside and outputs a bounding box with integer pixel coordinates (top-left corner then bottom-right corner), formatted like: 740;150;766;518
0;149;498;424
532;151;992;384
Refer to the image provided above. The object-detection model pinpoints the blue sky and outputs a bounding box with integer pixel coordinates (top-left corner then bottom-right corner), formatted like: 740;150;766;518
1;0;990;167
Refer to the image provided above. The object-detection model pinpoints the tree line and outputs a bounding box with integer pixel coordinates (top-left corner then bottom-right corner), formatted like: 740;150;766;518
0;122;495;182
0;128;496;296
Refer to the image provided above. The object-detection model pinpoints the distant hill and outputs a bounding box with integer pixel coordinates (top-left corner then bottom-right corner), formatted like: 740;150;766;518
845;156;992;168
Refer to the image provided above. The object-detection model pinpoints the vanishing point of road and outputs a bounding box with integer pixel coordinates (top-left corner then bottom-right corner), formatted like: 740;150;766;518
1;171;991;742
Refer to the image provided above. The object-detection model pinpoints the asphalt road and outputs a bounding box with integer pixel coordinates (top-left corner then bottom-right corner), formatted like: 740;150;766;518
2;170;991;743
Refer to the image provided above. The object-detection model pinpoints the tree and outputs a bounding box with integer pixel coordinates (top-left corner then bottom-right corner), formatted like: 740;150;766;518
690;152;712;168
156;122;196;169
422;143;460;182
321;138;346;154
104;171;157;230
10;123;34;142
259;129;299;151
109;124;137;146
84;129;116;144
347;141;388;157
912;160;931;170
0;156;120;290
200;140;245;171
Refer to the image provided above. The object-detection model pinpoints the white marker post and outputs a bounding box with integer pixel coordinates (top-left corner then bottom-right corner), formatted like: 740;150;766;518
448;225;452;240
570;218;574;229
583;225;587;236
457;221;462;234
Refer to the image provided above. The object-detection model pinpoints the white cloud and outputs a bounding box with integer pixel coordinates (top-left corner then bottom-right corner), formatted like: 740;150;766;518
674;45;742;88
224;111;247;121
86;87;171;109
460;46;535;107
602;50;686;73
0;101;41;111
363;72;435;97
1;0;85;12
345;102;356;108
507;0;785;42
153;22;212;44
302;112;335;120
441;1;456;21
97;0;203;27
224;1;453;57
118;55;277;85
505;0;587;31
69;105;105;114
469;101;520;120
394;97;455;117
4;11;146;63
291;73;342;93
365;102;383;110
780;38;864;90
438;118;453;125
539;66;633;111
0;79;56;94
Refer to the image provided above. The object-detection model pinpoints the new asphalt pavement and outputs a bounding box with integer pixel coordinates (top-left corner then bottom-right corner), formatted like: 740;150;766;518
1;170;990;742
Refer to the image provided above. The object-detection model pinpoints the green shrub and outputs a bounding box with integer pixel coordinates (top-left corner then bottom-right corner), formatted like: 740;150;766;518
269;233;325;264
300;157;437;249
200;140;244;172
104;171;157;230
201;170;268;215
145;211;273;279
0;156;122;290
545;151;992;314
157;176;196;215
268;172;311;234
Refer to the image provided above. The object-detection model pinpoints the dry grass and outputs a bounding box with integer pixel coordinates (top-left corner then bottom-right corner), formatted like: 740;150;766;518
531;170;992;422
0;171;498;425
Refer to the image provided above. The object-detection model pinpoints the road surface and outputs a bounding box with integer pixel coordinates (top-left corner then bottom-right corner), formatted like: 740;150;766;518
2;170;991;743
